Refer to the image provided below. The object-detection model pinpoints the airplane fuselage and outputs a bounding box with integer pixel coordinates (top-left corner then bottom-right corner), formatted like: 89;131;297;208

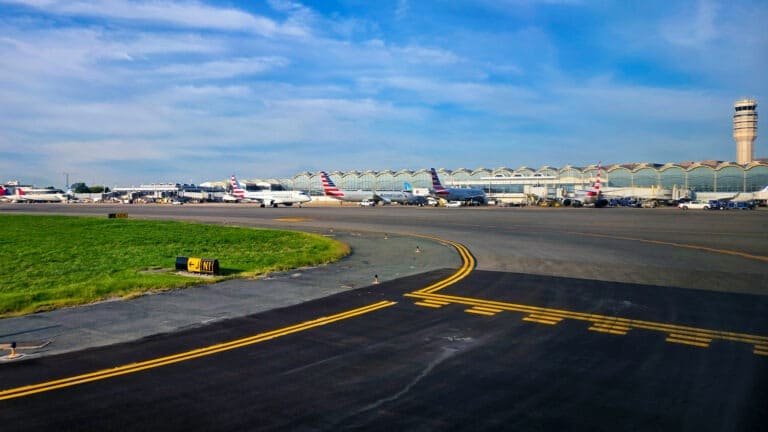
241;190;311;206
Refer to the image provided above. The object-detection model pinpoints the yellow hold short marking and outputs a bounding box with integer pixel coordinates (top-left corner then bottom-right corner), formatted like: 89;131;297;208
666;336;710;348
522;316;560;325
415;301;443;308
465;308;496;316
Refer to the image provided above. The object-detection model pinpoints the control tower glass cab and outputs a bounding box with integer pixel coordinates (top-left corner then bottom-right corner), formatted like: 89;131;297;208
733;98;758;164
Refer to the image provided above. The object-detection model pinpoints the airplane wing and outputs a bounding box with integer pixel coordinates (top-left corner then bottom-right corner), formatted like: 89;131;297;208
372;192;391;204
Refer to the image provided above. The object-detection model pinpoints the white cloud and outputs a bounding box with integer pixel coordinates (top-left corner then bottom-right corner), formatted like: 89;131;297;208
395;45;461;65
661;0;720;47
395;0;409;20
1;0;302;36
155;57;289;80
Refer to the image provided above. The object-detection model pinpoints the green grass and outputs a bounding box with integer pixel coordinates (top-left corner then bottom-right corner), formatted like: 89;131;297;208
0;215;349;317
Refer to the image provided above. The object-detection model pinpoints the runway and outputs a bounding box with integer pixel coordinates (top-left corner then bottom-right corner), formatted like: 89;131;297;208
0;204;766;430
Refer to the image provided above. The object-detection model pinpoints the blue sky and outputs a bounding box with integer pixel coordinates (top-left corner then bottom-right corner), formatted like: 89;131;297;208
1;0;766;186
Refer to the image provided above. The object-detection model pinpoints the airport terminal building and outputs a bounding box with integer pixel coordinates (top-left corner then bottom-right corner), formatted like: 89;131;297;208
262;160;768;200
259;98;768;202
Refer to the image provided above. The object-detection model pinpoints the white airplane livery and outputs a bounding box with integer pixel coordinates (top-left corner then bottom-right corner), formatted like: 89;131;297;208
319;171;414;205
0;186;66;203
429;168;486;203
228;175;310;207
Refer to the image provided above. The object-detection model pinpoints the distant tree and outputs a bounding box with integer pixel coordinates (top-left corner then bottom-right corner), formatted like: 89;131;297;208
72;182;90;193
88;186;106;193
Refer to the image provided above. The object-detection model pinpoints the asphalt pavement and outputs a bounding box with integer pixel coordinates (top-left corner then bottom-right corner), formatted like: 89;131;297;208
0;229;460;356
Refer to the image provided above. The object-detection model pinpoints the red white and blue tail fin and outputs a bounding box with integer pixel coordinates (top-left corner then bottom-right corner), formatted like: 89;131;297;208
594;161;601;192
230;175;245;200
429;168;449;196
319;171;344;198
586;161;602;198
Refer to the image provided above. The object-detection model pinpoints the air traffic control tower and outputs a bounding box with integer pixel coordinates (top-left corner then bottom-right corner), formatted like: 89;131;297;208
734;98;758;164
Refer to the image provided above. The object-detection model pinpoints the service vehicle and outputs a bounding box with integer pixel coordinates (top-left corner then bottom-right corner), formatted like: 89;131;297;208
678;200;710;210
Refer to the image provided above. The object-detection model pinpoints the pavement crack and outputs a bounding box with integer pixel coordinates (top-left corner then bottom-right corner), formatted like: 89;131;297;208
353;347;457;416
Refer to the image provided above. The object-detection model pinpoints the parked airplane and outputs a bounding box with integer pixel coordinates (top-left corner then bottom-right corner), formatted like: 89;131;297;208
228;175;311;207
3;186;67;203
570;162;608;207
376;183;418;204
319;171;414;205
429;168;486;204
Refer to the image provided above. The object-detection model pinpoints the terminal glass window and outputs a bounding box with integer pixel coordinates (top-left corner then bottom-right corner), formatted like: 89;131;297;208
716;166;744;192
452;170;471;183
412;171;432;189
308;174;324;196
606;168;631;187
688;166;715;192
633;168;658;187
538;168;558;177
356;173;375;190
491;169;513;178
376;172;396;190
559;168;582;183
659;167;686;190
746;166;768;191
470;169;490;181
293;175;311;193
394;172;412;190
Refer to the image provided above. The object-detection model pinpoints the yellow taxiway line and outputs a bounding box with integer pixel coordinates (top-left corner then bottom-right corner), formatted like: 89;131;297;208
407;291;768;355
0;232;477;401
0;301;396;401
403;234;475;295
564;231;768;263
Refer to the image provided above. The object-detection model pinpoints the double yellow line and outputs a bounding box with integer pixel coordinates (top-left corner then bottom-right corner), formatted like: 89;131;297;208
0;301;395;401
0;232;477;401
406;234;475;294
407;292;768;356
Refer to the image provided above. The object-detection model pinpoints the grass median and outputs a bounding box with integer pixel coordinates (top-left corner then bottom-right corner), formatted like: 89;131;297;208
0;215;350;317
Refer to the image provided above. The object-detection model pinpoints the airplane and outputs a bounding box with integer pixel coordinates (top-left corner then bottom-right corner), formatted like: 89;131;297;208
569;162;608;207
227;175;311;207
318;171;415;205
2;186;67;203
375;183;418;205
429;168;486;204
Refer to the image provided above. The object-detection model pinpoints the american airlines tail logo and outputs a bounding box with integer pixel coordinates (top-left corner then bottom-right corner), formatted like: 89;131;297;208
594;161;601;191
230;175;245;200
430;168;449;196
585;161;602;197
319;171;344;197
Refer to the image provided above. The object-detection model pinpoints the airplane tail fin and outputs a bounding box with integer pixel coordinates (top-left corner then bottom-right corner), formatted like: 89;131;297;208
594;161;601;192
319;171;344;197
403;182;412;192
430;168;448;196
230;175;245;200
0;186;5;196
